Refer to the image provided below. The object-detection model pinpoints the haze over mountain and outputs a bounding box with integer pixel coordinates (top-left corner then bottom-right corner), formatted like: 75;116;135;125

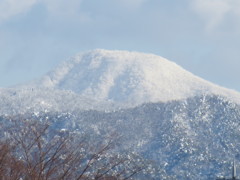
1;49;240;179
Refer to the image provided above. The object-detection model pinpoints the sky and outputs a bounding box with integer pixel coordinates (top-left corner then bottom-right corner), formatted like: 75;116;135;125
1;0;240;91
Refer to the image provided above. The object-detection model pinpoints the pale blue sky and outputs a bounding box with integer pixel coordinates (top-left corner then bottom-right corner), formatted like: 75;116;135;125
1;0;240;91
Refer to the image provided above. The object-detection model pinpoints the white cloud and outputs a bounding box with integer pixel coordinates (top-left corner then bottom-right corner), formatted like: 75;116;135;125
0;0;89;23
0;0;38;23
191;0;240;32
0;0;148;24
191;0;232;31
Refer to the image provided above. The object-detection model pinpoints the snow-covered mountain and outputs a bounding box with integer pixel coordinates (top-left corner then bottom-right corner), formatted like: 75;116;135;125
22;49;240;106
1;48;238;115
1;49;240;179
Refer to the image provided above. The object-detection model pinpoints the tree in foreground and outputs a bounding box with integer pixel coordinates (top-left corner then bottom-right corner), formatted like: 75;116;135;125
0;118;151;180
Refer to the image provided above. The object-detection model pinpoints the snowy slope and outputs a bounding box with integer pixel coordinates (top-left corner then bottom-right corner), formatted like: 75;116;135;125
1;50;240;179
1;49;240;115
1;94;240;179
28;49;240;105
0;87;117;115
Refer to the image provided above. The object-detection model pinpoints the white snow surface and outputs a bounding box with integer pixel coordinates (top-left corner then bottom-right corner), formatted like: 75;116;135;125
1;49;240;115
26;49;240;106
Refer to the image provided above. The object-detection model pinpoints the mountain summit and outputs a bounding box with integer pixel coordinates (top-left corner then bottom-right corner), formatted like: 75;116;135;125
31;49;240;105
1;49;240;115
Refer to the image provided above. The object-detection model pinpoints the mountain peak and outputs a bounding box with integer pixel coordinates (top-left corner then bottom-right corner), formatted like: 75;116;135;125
24;49;238;106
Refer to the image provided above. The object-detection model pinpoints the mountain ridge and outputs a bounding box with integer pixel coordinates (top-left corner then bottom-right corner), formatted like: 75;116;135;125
1;93;239;179
20;49;240;106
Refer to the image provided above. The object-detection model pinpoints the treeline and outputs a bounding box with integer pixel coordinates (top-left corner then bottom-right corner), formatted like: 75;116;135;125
0;117;150;180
